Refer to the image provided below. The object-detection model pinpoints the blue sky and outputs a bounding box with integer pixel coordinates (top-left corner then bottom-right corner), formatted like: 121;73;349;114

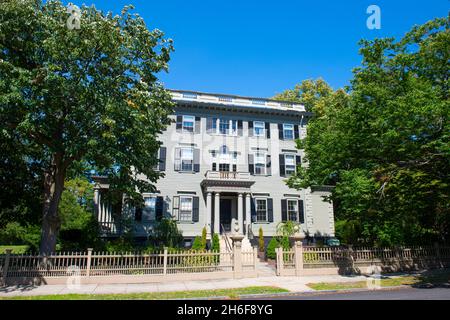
69;0;449;98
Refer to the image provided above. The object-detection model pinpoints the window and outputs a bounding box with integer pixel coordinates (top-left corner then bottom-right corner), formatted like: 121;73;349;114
254;152;266;175
256;199;267;222
180;148;193;171
285;154;296;176
219;163;230;172
219;119;229;135
287;200;298;221
179;196;193;221
182;115;195;133
254;121;265;137
283;124;294;140
142;197;156;221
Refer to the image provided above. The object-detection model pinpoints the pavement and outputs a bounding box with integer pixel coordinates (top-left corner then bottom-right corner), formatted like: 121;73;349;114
0;273;371;297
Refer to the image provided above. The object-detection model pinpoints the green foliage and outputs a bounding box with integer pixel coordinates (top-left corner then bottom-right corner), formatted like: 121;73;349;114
105;237;135;253
266;237;279;260
280;17;450;246
201;227;207;249
151;218;183;248
0;0;174;253
191;236;204;251
276;221;300;238
211;233;220;252
258;227;264;252
0;222;41;252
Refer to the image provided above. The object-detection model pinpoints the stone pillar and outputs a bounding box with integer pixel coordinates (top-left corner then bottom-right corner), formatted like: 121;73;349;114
214;192;220;234
237;193;243;235
230;234;244;278
206;192;212;238
245;193;251;236
291;229;305;276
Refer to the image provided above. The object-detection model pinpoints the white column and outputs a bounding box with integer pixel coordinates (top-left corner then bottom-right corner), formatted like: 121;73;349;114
245;193;251;235
93;186;100;220
214;192;220;234
237;193;243;234
206;192;212;238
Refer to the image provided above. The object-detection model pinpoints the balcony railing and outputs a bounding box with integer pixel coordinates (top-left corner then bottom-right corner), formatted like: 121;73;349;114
204;171;251;180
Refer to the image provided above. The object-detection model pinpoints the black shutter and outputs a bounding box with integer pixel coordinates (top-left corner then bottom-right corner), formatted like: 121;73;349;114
172;196;179;220
135;207;142;222
281;199;287;222
195;117;201;133
278;124;284;140
158;147;166;171
176;115;183;132
155;196;164;220
248;154;254;174
237;120;243;136
248;121;253;137
232;164;237;172
294;125;299;139
192;197;199;222
265;122;270;138
298;199;305;224
266;155;271;176
212;162;217;171
193;149;200;172
279;154;285;176
251;198;256;222
295;155;301;171
267;198;273;222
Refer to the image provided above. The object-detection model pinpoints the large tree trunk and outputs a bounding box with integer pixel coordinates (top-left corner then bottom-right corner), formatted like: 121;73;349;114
39;153;66;254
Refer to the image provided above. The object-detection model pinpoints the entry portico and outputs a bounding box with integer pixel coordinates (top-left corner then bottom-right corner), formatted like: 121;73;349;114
201;171;254;237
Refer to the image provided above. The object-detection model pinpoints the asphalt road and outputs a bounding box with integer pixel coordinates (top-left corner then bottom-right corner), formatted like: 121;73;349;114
245;287;450;300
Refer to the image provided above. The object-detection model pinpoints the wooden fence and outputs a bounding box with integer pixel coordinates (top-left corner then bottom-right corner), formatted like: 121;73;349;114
1;246;256;286
277;244;450;276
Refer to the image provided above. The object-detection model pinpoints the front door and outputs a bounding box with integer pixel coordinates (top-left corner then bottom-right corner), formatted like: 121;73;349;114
220;199;232;233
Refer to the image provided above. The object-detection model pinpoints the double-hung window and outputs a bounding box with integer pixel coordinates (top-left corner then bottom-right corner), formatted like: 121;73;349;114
180;148;194;171
284;154;296;176
211;118;238;135
219;119;229;135
142;197;156;221
179;196;193;221
254;121;265;137
256;199;267;222
287;199;298;221
182;115;195;133
283;124;294;140
254;152;266;175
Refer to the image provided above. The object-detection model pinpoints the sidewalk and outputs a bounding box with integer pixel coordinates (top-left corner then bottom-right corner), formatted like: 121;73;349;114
0;274;370;297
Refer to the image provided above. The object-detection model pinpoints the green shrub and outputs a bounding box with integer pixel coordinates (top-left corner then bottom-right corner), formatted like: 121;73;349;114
266;237;279;259
0;222;41;252
151;218;183;248
191;236;204;251
211;233;220;252
105;237;135;252
258;227;264;252
201;227;207;249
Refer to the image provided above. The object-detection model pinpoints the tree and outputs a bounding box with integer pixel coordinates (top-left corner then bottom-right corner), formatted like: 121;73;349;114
0;0;174;253
280;17;449;246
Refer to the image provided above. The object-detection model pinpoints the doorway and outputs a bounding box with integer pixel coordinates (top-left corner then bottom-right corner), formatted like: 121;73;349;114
220;199;232;233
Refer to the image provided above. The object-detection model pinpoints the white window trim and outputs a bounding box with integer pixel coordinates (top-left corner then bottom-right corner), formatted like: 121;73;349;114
286;198;298;222
255;198;268;222
212;118;238;136
254;152;267;175
283;123;294;140
178;147;194;172
253;121;265;137
284;154;296;176
179;196;193;222
182;115;195;133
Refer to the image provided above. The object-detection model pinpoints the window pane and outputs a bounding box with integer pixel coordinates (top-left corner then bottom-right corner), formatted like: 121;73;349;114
283;124;294;139
254;121;265;136
181;148;193;159
219;119;229;134
143;197;156;221
182;115;195;132
180;197;193;221
285;155;295;165
256;199;267;221
231;120;237;134
287;200;298;221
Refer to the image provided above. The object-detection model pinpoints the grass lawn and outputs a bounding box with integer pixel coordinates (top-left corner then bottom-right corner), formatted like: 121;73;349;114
0;245;29;254
0;286;288;300
307;270;450;291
